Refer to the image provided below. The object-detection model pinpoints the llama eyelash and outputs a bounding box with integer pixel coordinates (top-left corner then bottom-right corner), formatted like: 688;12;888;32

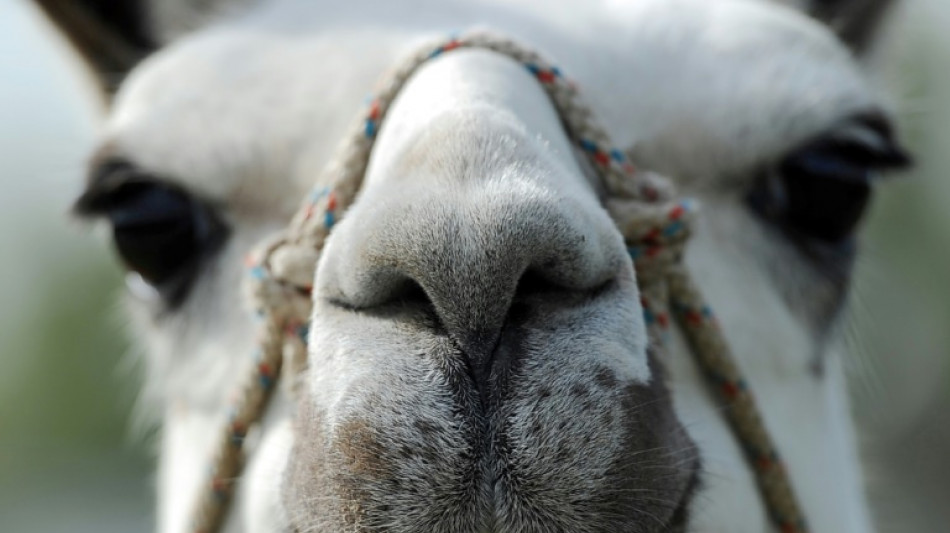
746;113;912;271
75;160;230;308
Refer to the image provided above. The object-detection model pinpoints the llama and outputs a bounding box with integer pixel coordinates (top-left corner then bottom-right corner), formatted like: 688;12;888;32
34;0;910;531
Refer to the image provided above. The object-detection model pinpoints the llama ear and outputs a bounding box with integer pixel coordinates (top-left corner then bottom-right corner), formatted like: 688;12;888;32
29;0;156;95
806;0;900;53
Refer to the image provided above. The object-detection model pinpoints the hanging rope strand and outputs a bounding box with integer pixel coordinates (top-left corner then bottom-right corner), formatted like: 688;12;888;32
188;31;809;533
666;265;806;533
191;313;284;533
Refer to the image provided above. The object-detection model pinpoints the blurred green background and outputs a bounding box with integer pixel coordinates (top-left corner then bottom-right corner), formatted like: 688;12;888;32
0;0;947;531
0;2;152;532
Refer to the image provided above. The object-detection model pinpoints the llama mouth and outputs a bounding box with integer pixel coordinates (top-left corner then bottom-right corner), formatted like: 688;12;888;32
298;275;695;532
289;357;700;533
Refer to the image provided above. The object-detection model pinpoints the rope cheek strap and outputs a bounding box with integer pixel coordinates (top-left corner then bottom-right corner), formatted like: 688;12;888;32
189;31;809;533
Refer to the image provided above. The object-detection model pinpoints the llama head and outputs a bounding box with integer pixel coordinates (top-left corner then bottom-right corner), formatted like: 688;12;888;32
38;0;910;531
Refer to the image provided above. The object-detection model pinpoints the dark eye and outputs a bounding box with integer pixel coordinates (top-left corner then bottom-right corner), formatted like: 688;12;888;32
748;114;911;247
74;161;228;307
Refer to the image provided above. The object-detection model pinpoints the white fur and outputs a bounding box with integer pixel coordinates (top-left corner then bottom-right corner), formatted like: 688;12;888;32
91;0;895;531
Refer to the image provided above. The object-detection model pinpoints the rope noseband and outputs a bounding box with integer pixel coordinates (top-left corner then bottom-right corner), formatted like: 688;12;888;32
190;31;808;533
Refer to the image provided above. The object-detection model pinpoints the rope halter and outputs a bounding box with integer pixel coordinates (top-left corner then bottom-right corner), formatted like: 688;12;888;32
190;31;809;533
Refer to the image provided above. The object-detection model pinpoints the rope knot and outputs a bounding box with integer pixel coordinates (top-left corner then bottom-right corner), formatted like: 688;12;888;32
607;190;698;286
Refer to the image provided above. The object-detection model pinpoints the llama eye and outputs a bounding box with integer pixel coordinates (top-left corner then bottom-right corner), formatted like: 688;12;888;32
748;115;911;245
75;163;228;306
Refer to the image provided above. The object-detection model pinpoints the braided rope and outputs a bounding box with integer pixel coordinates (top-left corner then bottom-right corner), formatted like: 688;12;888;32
189;31;809;533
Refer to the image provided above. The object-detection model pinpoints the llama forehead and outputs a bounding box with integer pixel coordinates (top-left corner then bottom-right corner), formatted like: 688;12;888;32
103;31;340;218
594;0;880;182
98;0;880;213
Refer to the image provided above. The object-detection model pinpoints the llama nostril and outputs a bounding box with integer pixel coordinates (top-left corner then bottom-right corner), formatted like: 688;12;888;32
395;279;434;308
327;269;441;320
513;268;567;299
367;276;434;311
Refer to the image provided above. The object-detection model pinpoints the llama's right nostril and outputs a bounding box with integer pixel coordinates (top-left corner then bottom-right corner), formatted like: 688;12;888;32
366;276;434;311
394;278;434;308
326;268;438;316
513;268;567;299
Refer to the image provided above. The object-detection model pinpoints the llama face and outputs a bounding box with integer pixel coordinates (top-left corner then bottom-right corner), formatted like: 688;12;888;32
56;0;910;531
276;49;703;531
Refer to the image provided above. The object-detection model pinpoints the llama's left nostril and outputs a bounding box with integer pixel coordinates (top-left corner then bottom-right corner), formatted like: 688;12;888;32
512;268;617;309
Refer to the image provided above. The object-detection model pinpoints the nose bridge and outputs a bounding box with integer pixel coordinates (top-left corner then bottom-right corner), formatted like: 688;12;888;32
327;171;620;346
